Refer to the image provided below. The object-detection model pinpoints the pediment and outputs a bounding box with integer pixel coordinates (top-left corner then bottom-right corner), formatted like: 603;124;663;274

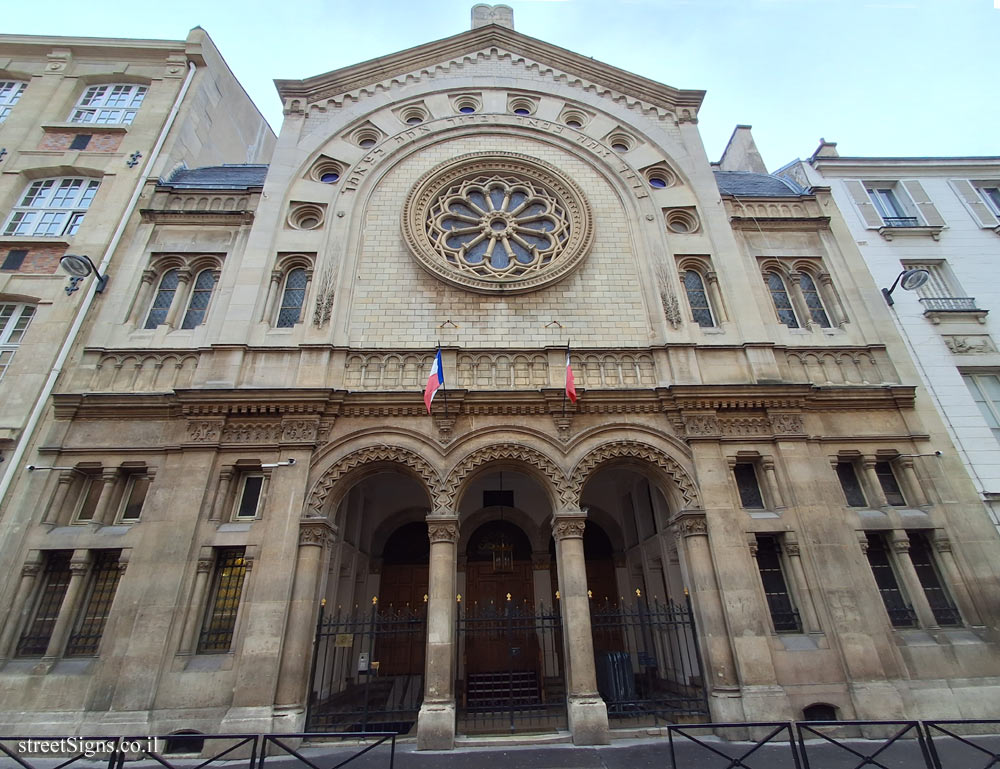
274;25;704;117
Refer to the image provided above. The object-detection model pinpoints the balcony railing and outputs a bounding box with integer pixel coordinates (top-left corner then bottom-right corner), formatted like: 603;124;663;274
881;216;920;227
919;297;981;312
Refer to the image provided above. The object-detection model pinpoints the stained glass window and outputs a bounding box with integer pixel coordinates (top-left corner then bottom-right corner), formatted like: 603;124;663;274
766;272;799;328
181;270;217;329
683;270;714;327
276;268;307;328
799;273;831;327
144;269;179;329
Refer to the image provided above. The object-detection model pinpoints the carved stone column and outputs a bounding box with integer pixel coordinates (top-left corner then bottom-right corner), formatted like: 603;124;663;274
783;538;820;633
43;551;91;658
552;510;609;746
211;468;234;521
275;518;336;708
262;269;283;323
179;553;214;654
760;459;786;510
418;512;460;750
889;532;938;629
705;271;729;323
91;469;120;525
0;561;41;657
42;471;76;524
163;269;192;327
861;458;890;508
930;532;982;626
672;512;740;696
895;458;928;507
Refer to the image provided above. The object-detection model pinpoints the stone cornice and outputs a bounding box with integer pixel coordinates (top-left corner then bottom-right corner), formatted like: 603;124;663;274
729;216;831;232
139;209;255;225
274;26;704;116
811;157;1000;177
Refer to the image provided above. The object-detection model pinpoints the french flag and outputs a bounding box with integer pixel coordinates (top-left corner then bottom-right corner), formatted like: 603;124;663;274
424;348;444;413
565;348;577;403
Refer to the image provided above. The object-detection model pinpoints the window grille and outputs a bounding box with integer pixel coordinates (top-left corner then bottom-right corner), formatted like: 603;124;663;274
65;550;123;656
754;536;801;632
907;533;961;626
197;548;248;653
734;463;764;509
864;533;915;628
16;552;72;657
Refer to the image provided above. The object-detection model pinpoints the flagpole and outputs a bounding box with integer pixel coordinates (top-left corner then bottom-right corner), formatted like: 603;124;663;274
562;339;570;418
439;344;448;418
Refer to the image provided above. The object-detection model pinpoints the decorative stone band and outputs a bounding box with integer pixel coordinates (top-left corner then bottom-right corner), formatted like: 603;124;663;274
427;515;460;544
299;518;337;548
671;511;709;538
552;511;587;540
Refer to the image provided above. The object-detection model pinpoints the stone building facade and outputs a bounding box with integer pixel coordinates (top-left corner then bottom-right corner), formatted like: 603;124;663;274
780;145;1000;533
0;6;998;749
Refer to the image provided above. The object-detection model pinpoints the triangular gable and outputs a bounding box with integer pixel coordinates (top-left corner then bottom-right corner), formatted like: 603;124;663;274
274;24;704;116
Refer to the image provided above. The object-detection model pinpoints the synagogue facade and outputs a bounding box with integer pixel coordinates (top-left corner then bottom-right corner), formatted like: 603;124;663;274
0;6;998;749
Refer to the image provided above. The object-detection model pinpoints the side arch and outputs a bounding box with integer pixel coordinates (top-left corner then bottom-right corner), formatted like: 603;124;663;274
569;440;700;509
306;444;442;519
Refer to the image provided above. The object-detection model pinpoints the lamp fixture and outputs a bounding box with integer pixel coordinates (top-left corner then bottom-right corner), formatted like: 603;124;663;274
261;458;297;468
26;464;87;474
881;268;929;306
59;254;108;294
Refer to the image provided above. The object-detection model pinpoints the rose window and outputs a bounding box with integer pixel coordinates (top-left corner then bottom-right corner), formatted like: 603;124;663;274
428;176;568;278
402;152;593;294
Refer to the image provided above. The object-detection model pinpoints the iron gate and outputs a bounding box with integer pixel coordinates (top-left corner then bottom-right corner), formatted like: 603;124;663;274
306;601;426;734
456;600;567;734
590;594;708;726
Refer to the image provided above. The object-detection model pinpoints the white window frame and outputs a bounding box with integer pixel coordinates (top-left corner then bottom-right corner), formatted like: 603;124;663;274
977;185;1000;217
866;184;918;223
115;474;151;524
0;80;26;123
232;473;265;521
69;84;147;125
2;177;100;238
962;373;1000;445
71;476;104;524
0;303;36;382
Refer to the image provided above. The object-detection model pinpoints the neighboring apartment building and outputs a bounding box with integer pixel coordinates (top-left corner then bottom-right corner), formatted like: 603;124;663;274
0;29;275;486
0;6;998;749
780;145;1000;531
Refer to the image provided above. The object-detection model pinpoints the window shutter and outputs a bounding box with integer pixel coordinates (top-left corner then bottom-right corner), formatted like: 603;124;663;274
844;180;883;228
901;180;945;227
948;180;999;228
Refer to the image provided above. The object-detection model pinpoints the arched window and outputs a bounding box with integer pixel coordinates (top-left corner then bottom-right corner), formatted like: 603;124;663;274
0;80;27;122
181;269;217;329
683;270;714;327
799;273;831;328
766;272;799;328
144;269;179;329
276;268;307;328
70;83;147;125
3;177;101;237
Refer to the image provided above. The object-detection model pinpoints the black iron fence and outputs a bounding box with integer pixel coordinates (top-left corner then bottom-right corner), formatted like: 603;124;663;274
307;601;426;735
456;600;566;734
590;595;708;727
0;721;995;768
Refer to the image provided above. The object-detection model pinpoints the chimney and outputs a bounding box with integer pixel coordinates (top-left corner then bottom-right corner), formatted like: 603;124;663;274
471;4;514;30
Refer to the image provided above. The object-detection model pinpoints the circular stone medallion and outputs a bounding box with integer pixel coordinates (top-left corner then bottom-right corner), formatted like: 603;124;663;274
402;152;593;294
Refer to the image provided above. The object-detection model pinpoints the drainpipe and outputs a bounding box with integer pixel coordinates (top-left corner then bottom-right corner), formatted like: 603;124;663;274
0;61;198;507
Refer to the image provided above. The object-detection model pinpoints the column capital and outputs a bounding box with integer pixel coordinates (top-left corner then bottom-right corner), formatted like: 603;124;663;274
671;511;708;538
426;514;460;543
890;534;910;554
298;517;337;548
551;510;587;540
21;563;41;578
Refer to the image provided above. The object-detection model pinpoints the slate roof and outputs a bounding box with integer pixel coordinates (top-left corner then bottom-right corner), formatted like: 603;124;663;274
160;164;269;189
713;170;805;197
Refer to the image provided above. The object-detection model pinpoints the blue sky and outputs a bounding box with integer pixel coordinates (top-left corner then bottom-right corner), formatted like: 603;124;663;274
5;0;996;169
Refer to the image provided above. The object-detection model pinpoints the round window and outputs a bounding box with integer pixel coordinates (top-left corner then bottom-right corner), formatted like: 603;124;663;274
402;153;593;294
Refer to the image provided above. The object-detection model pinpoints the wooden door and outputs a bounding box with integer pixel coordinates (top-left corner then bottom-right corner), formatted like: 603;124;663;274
464;560;538;674
377;564;428;675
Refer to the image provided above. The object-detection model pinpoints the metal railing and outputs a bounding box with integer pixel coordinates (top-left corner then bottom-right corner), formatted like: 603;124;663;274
882;216;921;227
920;297;981;312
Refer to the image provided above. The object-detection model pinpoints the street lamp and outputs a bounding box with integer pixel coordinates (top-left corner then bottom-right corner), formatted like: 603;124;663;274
881;268;929;306
59;254;108;294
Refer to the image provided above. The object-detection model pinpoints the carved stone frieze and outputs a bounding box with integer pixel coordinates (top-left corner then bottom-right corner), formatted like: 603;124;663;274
770;413;804;435
299;519;336;548
186;420;223;443
718;417;770;436
683;414;719;437
943;335;997;354
281;419;319;443
221;422;282;444
672;512;708;538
